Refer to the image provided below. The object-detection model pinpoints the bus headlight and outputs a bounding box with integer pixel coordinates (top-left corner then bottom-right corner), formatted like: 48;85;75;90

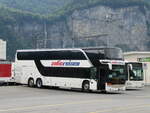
127;82;132;85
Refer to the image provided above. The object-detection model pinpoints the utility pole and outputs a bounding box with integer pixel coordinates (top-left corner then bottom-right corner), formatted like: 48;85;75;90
104;13;122;47
71;17;75;48
44;21;48;48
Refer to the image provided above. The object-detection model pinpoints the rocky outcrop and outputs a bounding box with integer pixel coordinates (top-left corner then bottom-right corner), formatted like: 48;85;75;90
43;5;150;51
4;5;150;60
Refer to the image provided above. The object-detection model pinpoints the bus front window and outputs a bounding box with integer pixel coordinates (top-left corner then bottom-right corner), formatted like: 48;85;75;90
107;65;126;84
129;67;143;81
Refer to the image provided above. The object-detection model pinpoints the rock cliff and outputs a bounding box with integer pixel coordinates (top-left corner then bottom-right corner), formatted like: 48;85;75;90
2;4;150;60
36;5;150;51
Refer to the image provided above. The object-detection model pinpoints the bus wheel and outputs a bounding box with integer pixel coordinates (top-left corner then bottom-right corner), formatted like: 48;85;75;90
28;78;34;87
36;78;43;88
82;81;90;92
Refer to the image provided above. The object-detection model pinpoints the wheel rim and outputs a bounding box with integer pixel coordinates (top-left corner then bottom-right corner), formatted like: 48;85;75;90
29;79;34;87
37;79;42;88
37;81;41;87
84;83;89;90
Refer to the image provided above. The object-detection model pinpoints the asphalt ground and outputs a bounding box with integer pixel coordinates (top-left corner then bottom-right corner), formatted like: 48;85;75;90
0;85;150;113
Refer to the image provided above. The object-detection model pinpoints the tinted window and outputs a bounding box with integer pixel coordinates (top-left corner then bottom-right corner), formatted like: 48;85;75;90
39;67;91;78
105;48;123;60
17;50;87;60
83;47;123;60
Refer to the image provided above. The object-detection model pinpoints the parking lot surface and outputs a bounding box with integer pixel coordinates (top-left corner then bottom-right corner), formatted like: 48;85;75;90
0;85;150;113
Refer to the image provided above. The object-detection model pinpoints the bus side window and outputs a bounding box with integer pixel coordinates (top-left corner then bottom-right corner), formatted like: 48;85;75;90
90;67;97;79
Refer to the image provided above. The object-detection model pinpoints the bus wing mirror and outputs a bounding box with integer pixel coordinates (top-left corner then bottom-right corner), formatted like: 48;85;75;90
128;64;133;70
108;63;112;70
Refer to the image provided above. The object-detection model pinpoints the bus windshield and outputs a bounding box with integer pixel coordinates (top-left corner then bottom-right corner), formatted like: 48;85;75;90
129;66;143;81
104;48;123;60
83;47;123;61
107;65;126;84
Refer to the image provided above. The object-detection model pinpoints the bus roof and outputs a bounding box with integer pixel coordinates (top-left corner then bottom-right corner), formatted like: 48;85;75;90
17;46;121;52
17;48;83;52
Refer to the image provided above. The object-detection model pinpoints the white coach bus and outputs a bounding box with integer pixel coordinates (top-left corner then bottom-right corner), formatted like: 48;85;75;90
14;47;126;92
125;62;144;89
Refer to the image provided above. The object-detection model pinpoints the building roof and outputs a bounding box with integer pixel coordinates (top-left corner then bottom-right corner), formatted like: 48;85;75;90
124;51;150;56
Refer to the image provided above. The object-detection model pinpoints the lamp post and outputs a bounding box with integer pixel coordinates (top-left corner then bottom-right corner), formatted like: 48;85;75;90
71;16;75;48
104;13;122;47
44;21;48;48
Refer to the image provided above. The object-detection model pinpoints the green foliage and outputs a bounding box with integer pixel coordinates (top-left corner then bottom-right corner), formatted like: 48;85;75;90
0;0;150;60
0;0;73;15
46;0;150;36
0;6;47;60
0;0;150;22
46;0;150;22
0;5;46;24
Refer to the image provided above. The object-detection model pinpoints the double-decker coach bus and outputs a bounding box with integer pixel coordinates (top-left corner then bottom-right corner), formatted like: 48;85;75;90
14;47;126;92
125;62;144;89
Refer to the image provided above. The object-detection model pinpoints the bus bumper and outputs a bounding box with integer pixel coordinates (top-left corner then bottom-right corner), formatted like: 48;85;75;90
125;81;145;89
105;84;126;92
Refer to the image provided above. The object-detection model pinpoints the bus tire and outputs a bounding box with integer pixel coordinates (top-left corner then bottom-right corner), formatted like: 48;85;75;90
82;81;90;92
28;78;34;87
36;78;43;88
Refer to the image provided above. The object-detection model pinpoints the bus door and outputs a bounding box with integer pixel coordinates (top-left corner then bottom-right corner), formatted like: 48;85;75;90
97;67;108;90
